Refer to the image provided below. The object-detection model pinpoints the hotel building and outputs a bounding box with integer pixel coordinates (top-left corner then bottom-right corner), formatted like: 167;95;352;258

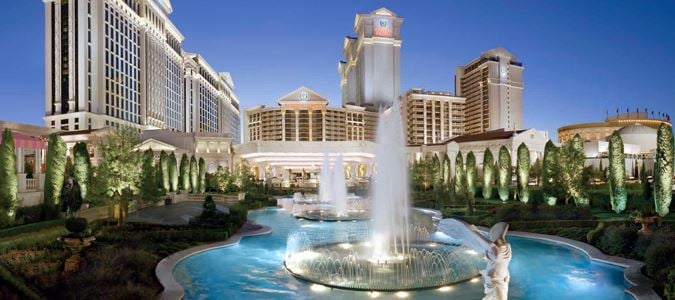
243;87;377;143
339;8;403;109
237;87;377;187
401;88;466;145
456;48;524;135
43;0;240;143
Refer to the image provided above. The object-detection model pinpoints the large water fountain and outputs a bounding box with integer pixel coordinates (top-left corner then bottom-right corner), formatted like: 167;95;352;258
284;105;487;291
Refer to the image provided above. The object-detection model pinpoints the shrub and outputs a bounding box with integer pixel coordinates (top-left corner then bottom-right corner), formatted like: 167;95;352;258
65;217;88;234
14;205;47;225
586;222;605;244
64;246;159;299
595;225;637;256
665;267;675;300
0;219;64;239
645;240;675;284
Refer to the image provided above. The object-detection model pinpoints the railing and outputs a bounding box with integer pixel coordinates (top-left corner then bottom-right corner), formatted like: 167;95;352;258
25;178;38;191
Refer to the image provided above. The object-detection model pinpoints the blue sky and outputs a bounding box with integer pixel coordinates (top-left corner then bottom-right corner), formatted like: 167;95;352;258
1;0;674;140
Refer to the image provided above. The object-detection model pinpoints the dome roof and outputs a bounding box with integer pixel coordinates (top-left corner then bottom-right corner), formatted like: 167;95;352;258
618;123;657;152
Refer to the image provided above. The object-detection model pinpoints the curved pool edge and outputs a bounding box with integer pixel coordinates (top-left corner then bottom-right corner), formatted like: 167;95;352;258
155;214;273;300
483;228;658;300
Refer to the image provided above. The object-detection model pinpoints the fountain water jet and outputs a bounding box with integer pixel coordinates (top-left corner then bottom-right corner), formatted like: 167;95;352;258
331;155;348;216
319;153;334;205
371;105;410;260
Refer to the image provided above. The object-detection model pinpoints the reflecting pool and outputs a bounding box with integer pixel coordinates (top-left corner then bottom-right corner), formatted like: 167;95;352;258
173;208;632;300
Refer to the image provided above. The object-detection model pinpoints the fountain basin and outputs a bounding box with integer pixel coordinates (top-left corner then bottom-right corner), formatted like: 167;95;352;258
296;209;370;222
284;240;484;291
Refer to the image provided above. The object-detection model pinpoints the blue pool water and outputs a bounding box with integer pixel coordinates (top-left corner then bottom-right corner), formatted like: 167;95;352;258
173;208;632;300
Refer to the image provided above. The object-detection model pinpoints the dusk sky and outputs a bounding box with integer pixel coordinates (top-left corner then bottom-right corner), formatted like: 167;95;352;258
1;0;673;140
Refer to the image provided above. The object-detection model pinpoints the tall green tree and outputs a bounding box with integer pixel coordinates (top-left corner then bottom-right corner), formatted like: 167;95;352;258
95;127;141;225
482;148;495;200
0;129;18;222
497;146;511;202
139;149;161;204
561;134;588;206
198;157;206;193
432;154;442;186
159;151;170;192
179;153;190;191
466;152;477;213
516;143;531;203
530;158;543;186
169;152;178;192
542;140;562;205
190;155;198;193
43;133;67;218
654;124;674;216
72;142;91;200
466;152;477;198
454;151;465;196
608;131;627;213
442;154;451;187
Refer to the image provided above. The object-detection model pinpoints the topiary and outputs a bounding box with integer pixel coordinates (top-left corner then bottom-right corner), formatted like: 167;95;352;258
202;195;216;218
65;217;88;235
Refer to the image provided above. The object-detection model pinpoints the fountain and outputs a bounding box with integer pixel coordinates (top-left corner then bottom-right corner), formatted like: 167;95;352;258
284;104;488;291
296;153;369;221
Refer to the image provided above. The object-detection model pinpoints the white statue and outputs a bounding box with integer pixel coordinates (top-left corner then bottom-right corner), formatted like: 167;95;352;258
476;223;512;300
436;220;512;300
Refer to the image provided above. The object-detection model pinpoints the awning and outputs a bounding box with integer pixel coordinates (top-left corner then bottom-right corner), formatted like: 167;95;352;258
0;131;46;150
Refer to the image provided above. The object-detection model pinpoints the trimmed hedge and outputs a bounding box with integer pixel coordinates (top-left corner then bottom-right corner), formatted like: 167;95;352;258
0;219;64;239
507;220;600;231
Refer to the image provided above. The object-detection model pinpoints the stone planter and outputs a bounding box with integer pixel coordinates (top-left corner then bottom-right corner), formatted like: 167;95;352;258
635;216;658;236
58;235;96;276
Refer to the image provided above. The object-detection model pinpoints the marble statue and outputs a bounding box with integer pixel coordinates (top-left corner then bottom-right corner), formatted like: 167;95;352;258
436;220;512;300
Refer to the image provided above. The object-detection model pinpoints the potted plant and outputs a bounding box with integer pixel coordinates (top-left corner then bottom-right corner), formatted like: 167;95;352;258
58;177;95;275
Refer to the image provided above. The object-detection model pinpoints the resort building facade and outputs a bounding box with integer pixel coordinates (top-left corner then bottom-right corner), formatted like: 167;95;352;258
456;48;524;135
401;88;466;145
43;0;240;143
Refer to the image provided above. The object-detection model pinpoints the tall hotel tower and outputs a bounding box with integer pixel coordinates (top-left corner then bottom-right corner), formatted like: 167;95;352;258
43;0;241;143
455;48;524;135
339;8;403;109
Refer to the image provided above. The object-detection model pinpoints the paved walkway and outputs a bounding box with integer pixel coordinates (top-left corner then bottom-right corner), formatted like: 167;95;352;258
127;201;229;225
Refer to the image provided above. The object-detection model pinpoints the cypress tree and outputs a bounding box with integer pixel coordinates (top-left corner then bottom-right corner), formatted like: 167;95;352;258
169;152;178;192
72;142;91;200
190;156;198;193
562;134;588;206
442;154;451;187
43;133;67;217
654;124;673;216
482;148;495;200
497;146;511;202
179;153;190;191
454;151;465;196
139;148;160;203
0;129;18;221
466;152;477;198
516;143;531;203
198;157;206;193
159;151;169;192
608;131;627;213
542;140;560;205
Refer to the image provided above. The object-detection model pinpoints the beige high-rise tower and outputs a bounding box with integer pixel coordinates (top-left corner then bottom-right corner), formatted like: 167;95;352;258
339;8;403;109
455;48;524;134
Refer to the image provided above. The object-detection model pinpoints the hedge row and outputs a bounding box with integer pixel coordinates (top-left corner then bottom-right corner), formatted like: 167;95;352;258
0;219;64;239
